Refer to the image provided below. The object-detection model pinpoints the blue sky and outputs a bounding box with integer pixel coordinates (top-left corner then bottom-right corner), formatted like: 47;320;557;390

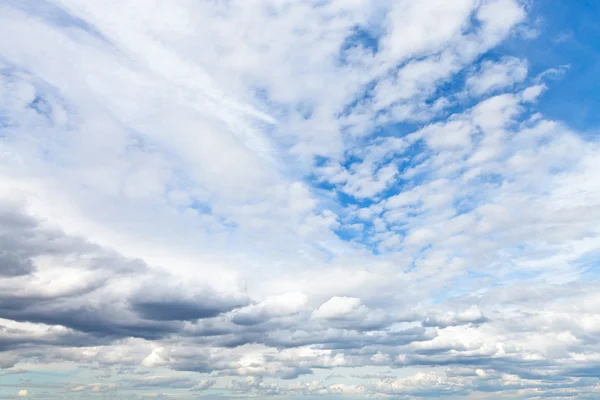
507;0;600;131
0;0;600;399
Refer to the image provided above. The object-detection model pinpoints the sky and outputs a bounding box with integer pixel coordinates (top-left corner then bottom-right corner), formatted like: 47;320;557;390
0;0;599;399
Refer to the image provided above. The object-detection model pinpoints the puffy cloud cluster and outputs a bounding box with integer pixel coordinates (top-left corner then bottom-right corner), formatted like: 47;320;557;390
0;0;599;399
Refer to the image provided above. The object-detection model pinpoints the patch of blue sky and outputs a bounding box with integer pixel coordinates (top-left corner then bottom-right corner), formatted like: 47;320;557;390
189;199;213;215
498;1;600;132
188;203;238;231
313;158;435;249
338;26;380;65
430;277;489;304
295;101;314;120
312;154;330;168
252;87;293;120
452;194;480;217
338;152;363;168
307;163;375;207
311;155;423;209
573;250;600;279
333;225;361;242
337;80;378;121
340;5;596;167
382;166;430;197
337;190;375;208
430;254;547;303
337;208;376;233
320;2;599;256
454;172;505;209
336;218;382;253
1;58;75;119
28;96;52;118
162;173;241;230
368;121;422;139
425;67;474;111
0;115;9;131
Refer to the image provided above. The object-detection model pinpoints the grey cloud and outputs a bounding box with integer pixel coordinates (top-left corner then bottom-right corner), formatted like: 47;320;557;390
0;252;34;277
132;285;248;322
0;368;28;376
2;212;597;396
190;379;216;391
0;204;246;346
0;321;105;352
133;299;235;321
230;314;264;326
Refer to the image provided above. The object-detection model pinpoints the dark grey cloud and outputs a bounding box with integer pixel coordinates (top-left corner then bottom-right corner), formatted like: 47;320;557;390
0;251;35;277
132;299;235;321
0;203;246;346
3;306;182;341
131;284;247;322
230;312;266;326
0;206;38;277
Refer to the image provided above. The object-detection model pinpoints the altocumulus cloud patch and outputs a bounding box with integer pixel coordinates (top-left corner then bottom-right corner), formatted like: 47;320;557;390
0;0;599;399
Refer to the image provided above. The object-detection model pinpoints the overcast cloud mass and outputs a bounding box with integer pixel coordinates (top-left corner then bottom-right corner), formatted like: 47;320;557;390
1;0;600;399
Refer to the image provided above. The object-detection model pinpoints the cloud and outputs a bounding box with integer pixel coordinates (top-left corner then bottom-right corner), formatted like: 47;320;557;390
312;296;364;320
0;368;28;376
231;292;307;326
466;57;528;96
0;201;248;347
191;378;216;392
18;389;28;397
422;306;489;328
0;0;599;398
131;284;248;322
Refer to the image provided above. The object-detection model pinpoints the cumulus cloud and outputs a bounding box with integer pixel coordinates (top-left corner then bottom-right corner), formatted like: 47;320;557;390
231;292;308;326
0;0;599;398
466;57;529;96
312;297;364;320
422;306;489;328
191;378;216;391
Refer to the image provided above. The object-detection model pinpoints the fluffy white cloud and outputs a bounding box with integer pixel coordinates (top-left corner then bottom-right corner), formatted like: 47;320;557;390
467;57;528;95
312;296;365;320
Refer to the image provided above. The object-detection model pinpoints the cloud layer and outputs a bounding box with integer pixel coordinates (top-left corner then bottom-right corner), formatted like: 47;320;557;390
0;0;599;399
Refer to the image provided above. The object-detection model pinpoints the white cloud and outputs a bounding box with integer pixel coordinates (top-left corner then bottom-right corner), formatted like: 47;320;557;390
1;0;599;399
312;296;365;320
467;57;528;95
